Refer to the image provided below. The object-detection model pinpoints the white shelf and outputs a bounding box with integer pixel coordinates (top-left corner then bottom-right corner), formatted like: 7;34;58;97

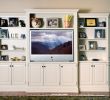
30;28;74;30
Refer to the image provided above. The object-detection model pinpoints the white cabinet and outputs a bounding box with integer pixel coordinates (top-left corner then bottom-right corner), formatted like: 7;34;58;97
93;63;107;85
29;63;77;87
0;62;26;85
60;64;77;86
29;63;59;86
29;64;43;86
0;63;11;85
12;63;26;85
44;64;59;86
80;62;108;91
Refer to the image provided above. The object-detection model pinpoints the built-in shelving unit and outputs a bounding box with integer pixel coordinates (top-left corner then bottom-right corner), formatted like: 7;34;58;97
0;13;26;62
78;13;110;92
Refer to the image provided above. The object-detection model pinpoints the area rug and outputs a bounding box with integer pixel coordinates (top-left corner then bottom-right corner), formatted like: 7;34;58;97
0;96;110;100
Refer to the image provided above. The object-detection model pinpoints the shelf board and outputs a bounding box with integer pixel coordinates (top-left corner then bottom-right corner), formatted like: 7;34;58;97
79;38;106;40
30;28;74;30
79;49;106;52
79;27;106;29
0;61;26;63
0;38;26;40
0;50;25;52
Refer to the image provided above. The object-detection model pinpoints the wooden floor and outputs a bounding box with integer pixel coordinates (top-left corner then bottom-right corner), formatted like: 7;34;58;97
0;92;109;96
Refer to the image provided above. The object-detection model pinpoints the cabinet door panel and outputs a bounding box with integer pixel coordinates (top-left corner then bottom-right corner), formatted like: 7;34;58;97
44;64;59;86
60;64;77;86
12;63;26;85
0;63;11;85
80;63;92;85
29;64;43;86
93;63;107;85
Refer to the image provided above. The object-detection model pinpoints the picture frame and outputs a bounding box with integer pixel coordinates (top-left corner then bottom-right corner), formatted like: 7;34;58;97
0;29;9;38
0;55;9;61
79;45;86;51
85;18;97;27
0;18;8;27
94;29;105;38
46;18;59;28
79;32;87;38
0;45;8;50
9;17;19;27
88;41;97;50
79;18;85;27
80;54;87;61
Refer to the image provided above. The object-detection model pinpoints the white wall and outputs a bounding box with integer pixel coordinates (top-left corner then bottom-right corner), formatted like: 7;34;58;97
0;0;109;13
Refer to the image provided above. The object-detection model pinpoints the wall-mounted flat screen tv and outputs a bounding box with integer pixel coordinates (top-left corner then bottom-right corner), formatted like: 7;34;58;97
30;29;74;62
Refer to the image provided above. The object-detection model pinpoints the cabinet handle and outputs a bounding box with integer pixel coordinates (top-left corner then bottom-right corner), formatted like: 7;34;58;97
94;65;95;67
10;65;12;67
11;65;14;67
44;66;46;67
91;65;93;67
42;66;44;67
61;66;63;68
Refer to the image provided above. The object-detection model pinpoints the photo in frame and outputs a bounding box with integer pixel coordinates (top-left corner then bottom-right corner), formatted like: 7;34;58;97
0;18;8;27
94;29;105;38
46;18;59;28
88;41;97;50
85;18;97;27
0;45;8;50
79;45;86;51
0;55;9;61
9;17;19;27
0;29;9;38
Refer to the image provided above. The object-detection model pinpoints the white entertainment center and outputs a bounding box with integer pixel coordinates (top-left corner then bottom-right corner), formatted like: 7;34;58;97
0;9;109;93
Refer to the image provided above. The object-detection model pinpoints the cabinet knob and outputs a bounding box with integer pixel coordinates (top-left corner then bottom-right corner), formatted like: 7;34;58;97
10;65;12;67
61;66;63;68
11;65;14;67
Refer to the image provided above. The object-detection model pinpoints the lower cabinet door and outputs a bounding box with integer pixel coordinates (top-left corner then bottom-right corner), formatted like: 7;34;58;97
80;63;92;85
29;63;43;86
0;63;11;85
44;64;59;86
93;63;108;85
12;63;26;85
60;64;77;86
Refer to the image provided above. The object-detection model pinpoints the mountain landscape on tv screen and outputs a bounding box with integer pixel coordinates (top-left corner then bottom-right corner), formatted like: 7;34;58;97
31;30;73;54
31;41;72;54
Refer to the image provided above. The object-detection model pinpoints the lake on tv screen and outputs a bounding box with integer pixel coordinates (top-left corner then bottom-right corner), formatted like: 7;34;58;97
31;30;73;54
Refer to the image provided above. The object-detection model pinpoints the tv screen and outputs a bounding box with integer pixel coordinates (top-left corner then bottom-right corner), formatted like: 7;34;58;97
30;29;74;62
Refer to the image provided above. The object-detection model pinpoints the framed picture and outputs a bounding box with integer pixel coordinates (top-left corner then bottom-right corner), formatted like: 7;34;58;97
79;32;87;38
88;41;97;50
46;18;59;28
9;17;19;27
80;54;87;61
79;18;85;27
79;45;86;50
0;55;9;61
94;29;105;38
0;45;8;50
0;18;8;27
0;29;9;38
85;18;97;27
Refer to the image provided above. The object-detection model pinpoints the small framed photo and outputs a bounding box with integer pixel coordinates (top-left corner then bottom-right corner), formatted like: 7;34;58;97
79;45;86;51
85;18;97;27
0;45;8;50
79;32;87;38
94;29;105;38
9;17;19;27
79;18;85;27
0;29;9;38
46;18;59;28
0;18;8;27
0;55;9;61
88;41;97;50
